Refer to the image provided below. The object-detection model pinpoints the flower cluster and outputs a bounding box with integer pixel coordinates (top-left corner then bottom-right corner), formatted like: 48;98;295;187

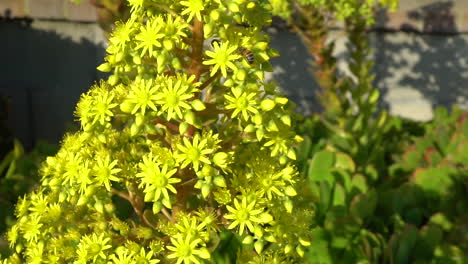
1;0;312;263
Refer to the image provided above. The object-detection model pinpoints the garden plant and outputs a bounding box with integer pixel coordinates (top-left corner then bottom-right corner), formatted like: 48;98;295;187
1;0;311;263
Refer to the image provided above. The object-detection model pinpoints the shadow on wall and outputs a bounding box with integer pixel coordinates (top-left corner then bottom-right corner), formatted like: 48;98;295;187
374;1;468;120
0;14;107;151
267;28;322;116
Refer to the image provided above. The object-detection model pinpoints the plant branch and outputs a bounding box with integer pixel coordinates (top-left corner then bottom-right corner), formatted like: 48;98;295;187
188;18;204;81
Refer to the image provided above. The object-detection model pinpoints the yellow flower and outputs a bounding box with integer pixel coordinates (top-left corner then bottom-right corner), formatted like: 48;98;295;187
176;134;213;171
224;87;258;121
203;41;241;77
225;197;263;235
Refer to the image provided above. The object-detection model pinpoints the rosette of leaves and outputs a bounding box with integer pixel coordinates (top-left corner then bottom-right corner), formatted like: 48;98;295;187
0;1;311;263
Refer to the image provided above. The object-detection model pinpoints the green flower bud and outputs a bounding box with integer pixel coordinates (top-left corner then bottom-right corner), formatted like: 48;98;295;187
256;128;264;141
254;240;264;254
210;10;221;21
236;68;246;81
213;152;229;168
253;114;262;125
108;75;119;86
296;246;304;257
77;195;88;206
244;124;255;133
242;235;254;244
133;55;142;65
130;123;140;136
120;100;134;113
254;70;263;80
260;212;273;223
265;234;276;243
254;226;263;237
97;62;112;72
284;186;297;196
163;39;174;50
281;115;291;126
246;2;256;9
287;148;296;160
204;23;213;38
191;99;206;111
224;79;234;87
115;52;125;62
15;243;23;254
284;199;293;213
172;57;182;70
152;201;163;214
184;111;196;125
201;184;211;198
98;133;107;143
229;3;240;12
299;237;311;246
266;120;278;132
284;244;293;254
179;122;189;135
135;114;144;127
275;97;288;105
94;200;104;214
213;176;226;187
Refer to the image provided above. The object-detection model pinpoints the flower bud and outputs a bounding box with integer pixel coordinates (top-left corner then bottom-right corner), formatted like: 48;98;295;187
299;237;311;246
77;195;88;206
179;122;189;135
97;62;112;72
253;114;262;125
244;124;255;133
287;148;296;160
229;3;240;12
281;115;291;126
152;201;163;214
254;240;264;254
275;97;288;105
213;176;226;187
296;246;305;257
184;111;196;125
260;212;273;223
98;133;107;143
94;200;104;214
191;99;206;111
242;235;254;244
133;55;142;65
135;114;144;127
213;152;229;168
210;10;221;21
120;100;133;113
172;57;182;69
236;68;246;81
284;199;293;213
201;184;211;198
247;2;256;9
163;39;174;50
284;186;297;197
115;52;125;62
108;75;119;86
130;123;140;136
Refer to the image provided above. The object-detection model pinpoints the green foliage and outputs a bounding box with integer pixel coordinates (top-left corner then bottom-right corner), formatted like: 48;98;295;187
1;1;310;263
0;141;58;257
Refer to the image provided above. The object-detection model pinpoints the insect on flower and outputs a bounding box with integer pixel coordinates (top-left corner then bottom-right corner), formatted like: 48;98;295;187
210;39;254;65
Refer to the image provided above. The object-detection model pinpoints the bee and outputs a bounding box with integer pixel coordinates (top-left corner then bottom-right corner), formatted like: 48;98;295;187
210;39;254;65
237;46;254;65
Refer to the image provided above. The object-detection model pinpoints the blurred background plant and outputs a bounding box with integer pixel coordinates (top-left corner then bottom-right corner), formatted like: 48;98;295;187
269;0;467;263
70;0;130;34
